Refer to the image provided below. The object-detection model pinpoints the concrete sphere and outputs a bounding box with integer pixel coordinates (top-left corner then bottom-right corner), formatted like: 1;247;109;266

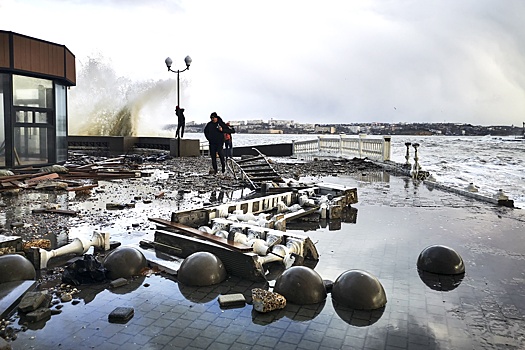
177;252;227;286
417;245;465;275
103;247;147;280
0;254;36;283
274;266;326;304
332;270;387;310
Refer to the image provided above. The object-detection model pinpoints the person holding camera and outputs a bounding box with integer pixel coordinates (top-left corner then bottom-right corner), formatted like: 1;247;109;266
204;112;234;174
224;122;234;158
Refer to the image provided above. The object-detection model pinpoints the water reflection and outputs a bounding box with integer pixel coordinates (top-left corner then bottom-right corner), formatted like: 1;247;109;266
108;276;146;295
332;299;385;327
251;300;326;325
358;171;391;183
286;206;358;232
418;268;465;291
178;277;268;304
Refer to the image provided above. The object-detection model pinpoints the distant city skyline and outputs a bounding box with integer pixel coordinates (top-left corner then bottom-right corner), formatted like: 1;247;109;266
2;0;524;127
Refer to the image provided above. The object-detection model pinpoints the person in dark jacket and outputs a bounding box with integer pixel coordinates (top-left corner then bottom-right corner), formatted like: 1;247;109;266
175;106;185;138
204;112;233;174
224;122;233;158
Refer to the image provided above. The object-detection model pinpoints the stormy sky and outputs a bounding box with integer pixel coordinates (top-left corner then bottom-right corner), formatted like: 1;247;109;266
2;0;525;126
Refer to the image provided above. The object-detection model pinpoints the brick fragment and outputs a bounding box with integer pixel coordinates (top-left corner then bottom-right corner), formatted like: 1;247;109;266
108;307;134;323
218;293;246;308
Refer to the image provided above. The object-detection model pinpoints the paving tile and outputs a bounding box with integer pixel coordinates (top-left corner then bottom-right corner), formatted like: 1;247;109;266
8;175;525;350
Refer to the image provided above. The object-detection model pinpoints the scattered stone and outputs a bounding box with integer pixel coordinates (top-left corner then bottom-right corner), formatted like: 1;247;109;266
25;308;51;323
60;293;72;302
50;309;62;315
40;294;53;309
18;292;47;313
109;278;128;288
108;307;134;324
251;288;286;313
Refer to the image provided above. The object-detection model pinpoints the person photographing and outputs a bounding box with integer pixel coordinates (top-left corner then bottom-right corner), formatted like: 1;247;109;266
224;122;234;158
204;112;234;174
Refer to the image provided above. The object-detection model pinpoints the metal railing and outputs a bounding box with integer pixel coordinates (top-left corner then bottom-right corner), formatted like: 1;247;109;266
292;134;391;161
200;140;209;156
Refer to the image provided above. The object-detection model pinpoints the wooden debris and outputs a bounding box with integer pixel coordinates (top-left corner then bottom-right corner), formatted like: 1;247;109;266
148;218;253;252
0;159;139;192
32;208;78;216
25;173;60;184
23;239;51;250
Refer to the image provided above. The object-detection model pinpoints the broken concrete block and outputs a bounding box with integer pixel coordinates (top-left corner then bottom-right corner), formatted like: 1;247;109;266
18;292;47;313
25;308;51;323
108;307;134;324
109;278;128;288
218;293;246;308
251;288;286;313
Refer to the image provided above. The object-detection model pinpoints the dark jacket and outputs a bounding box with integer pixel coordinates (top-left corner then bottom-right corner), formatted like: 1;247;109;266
204;117;234;145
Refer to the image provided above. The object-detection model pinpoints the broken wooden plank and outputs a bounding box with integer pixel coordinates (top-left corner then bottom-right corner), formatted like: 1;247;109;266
152;230;266;282
282;206;320;221
66;184;98;192
1;173;43;183
24;173;59;184
9;180;28;189
32;208;78;216
148;218;253;252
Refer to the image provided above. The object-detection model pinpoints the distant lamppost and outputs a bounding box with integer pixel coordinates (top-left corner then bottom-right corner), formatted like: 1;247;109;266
165;55;192;112
165;55;192;156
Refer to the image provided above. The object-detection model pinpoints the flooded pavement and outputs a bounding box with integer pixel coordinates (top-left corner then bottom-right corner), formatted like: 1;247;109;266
2;162;525;349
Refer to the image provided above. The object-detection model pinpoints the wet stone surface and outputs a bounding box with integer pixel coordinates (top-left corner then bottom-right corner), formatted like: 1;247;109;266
1;153;525;349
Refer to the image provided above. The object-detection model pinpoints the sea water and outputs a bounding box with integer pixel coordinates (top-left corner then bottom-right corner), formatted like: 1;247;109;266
186;133;525;208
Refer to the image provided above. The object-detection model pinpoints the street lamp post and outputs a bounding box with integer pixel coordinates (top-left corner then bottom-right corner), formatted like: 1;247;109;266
165;55;192;156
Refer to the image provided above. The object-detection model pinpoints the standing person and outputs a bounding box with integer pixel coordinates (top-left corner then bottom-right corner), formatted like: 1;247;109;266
204;112;228;174
175;106;185;138
224;122;234;158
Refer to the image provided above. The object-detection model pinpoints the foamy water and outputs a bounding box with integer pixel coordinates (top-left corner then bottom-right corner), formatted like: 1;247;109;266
185;132;525;208
390;135;525;208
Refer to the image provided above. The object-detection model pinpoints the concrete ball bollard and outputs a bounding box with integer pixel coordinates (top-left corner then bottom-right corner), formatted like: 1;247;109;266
103;247;147;280
417;245;465;275
274;266;327;305
332;269;387;310
177;252;227;286
0;254;36;283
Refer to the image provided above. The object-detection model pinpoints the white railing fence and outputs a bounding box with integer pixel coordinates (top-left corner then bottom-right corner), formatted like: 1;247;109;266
293;134;391;161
